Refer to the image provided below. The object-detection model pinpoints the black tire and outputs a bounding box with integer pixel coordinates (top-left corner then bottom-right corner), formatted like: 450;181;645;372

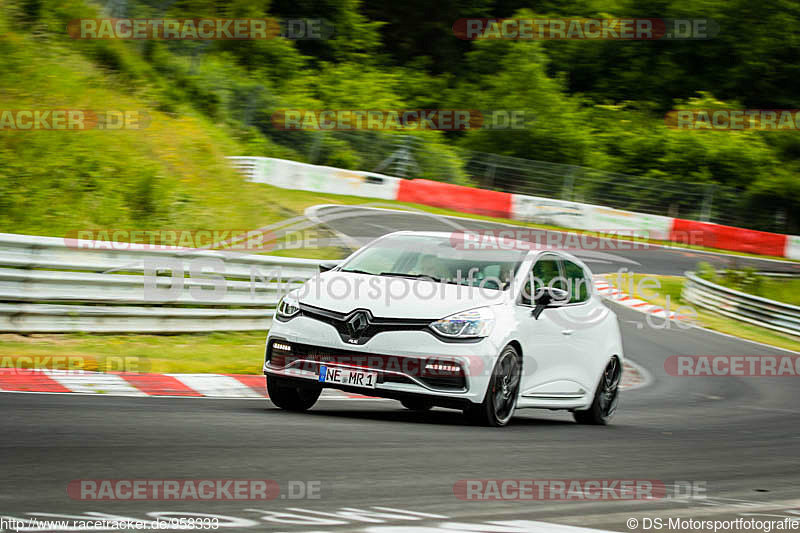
401;398;434;411
267;375;321;412
574;357;622;425
464;345;521;427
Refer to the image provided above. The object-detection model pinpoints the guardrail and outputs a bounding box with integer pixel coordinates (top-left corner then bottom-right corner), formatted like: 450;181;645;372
0;233;333;333
682;271;800;337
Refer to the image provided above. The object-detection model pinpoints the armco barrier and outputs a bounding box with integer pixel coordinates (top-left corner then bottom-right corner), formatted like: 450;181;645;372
0;233;332;333
682;271;800;336
396;179;512;218
670;219;788;257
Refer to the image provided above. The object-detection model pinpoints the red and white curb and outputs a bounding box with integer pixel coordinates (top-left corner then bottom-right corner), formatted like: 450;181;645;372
0;369;378;399
0;365;645;398
594;276;681;320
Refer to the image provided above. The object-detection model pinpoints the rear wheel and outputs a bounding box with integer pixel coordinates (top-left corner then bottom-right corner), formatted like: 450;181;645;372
574;357;622;425
401;398;434;411
464;345;521;427
267;376;321;412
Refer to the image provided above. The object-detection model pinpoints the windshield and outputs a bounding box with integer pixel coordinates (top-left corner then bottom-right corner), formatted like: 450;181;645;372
340;234;526;290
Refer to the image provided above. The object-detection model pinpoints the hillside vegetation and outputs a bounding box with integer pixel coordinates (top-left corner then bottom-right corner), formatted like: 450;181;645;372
1;0;799;235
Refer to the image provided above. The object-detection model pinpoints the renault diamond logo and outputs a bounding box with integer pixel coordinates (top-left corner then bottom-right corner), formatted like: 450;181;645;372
346;310;371;338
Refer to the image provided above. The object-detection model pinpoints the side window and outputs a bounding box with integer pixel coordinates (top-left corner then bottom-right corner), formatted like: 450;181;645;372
563;260;589;303
520;256;564;305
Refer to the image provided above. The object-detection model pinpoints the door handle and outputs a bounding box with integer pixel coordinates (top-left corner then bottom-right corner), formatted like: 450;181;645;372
561;329;574;336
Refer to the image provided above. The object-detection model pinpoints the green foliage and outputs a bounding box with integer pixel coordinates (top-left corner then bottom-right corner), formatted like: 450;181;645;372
453;36;593;166
696;262;717;282
1;0;799;236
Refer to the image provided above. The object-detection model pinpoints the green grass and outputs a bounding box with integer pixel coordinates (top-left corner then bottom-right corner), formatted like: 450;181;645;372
696;271;800;307
756;278;800;306
0;332;267;374
602;273;800;353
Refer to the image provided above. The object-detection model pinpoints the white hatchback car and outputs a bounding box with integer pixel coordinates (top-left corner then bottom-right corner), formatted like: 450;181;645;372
264;231;624;426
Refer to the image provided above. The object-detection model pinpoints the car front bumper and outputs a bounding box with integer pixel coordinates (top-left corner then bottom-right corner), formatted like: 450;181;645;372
264;315;500;406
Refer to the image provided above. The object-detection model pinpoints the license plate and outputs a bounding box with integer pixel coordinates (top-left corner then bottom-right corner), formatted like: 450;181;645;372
319;365;376;389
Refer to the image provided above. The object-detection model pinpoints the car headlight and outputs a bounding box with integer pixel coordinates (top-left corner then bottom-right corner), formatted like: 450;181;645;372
430;307;495;338
275;296;300;321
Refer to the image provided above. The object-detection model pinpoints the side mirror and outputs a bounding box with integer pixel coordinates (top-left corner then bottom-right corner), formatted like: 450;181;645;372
547;287;570;303
532;287;569;320
319;262;338;273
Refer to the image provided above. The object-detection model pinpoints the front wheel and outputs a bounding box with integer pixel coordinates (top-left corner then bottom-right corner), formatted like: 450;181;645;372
267;376;321;412
464;345;521;427
574;357;622;425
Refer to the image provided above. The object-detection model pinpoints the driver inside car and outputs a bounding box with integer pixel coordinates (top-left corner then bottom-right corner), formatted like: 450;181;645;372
414;254;450;281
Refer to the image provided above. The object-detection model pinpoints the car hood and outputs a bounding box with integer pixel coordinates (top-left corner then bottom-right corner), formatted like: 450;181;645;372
292;272;510;319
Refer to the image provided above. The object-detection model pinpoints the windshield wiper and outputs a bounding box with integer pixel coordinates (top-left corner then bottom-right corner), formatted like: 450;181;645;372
340;268;375;275
379;272;442;282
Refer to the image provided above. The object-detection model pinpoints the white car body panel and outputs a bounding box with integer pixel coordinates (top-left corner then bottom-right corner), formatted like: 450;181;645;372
264;231;624;416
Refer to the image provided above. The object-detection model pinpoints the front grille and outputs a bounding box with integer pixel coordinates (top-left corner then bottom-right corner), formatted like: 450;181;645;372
267;340;466;391
299;304;433;345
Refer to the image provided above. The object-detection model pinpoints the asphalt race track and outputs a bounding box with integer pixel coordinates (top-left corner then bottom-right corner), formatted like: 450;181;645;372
1;206;799;532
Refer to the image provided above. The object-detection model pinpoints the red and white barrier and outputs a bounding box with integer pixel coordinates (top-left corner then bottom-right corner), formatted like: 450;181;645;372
670;218;788;257
231;156;799;259
397;179;512;218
